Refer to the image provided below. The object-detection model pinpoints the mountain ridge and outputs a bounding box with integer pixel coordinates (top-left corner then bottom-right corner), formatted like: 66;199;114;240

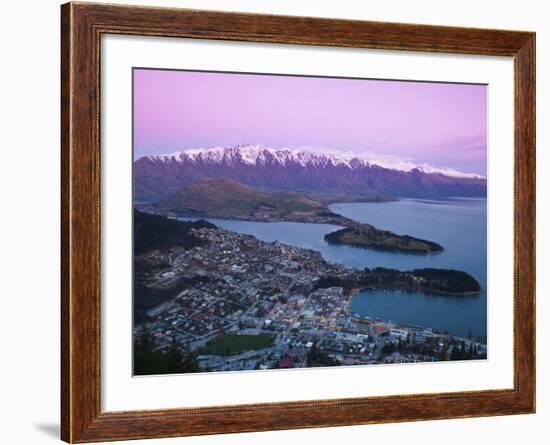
134;144;487;201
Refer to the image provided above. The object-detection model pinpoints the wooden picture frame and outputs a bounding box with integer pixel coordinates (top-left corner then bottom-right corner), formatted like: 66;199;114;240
61;2;535;442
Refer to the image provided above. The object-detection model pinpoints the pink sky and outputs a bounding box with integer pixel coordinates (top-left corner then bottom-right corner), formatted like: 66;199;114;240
133;68;487;175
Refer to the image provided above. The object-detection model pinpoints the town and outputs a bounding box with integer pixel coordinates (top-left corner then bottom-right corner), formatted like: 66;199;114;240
134;224;487;373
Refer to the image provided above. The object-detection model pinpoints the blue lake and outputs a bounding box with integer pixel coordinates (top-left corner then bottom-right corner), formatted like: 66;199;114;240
179;198;487;338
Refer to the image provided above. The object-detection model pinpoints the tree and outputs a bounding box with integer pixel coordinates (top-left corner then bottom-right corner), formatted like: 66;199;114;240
437;344;449;361
450;342;472;361
450;345;462;361
181;341;200;373
165;337;184;373
397;340;408;353
306;341;339;367
134;328;166;375
306;342;318;367
134;329;201;375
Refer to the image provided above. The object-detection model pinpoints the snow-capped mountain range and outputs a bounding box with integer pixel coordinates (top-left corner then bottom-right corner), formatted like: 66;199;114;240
148;144;483;178
134;144;487;201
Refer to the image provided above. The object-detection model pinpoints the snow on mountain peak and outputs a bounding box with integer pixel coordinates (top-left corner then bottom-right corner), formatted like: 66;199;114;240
145;144;484;179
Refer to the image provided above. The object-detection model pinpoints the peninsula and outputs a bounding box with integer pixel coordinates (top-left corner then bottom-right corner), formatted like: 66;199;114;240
138;178;444;255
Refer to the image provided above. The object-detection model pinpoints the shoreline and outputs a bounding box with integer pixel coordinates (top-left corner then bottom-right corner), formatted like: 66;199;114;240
351;286;482;298
137;202;485;341
168;211;445;255
346;287;485;340
325;237;444;255
133;209;488;370
167;213;480;297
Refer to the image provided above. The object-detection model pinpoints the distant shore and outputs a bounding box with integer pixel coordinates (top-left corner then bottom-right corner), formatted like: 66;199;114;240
147;207;446;256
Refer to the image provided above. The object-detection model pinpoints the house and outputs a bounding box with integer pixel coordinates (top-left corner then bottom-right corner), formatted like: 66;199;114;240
390;328;409;341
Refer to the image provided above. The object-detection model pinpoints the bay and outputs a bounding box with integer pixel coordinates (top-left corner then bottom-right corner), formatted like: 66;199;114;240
178;197;487;338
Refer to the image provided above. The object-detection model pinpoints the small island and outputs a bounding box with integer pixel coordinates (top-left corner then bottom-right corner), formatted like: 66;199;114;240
324;227;443;254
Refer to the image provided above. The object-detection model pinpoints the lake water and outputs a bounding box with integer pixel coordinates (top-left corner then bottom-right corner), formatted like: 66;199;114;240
179;198;487;338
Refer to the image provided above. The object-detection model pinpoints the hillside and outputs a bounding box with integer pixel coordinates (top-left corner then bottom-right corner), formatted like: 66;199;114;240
159;178;323;218
134;210;216;323
317;267;481;296
134;209;216;254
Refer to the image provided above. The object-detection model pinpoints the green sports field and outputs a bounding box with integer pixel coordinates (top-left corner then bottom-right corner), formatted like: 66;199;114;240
202;334;274;356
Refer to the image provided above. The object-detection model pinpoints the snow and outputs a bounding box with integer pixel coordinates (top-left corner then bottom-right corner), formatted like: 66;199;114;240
146;144;484;179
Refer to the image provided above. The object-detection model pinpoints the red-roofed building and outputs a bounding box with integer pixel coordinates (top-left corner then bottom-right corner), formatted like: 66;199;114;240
279;357;294;368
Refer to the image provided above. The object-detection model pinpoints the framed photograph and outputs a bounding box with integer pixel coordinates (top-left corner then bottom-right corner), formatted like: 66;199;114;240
61;2;535;442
